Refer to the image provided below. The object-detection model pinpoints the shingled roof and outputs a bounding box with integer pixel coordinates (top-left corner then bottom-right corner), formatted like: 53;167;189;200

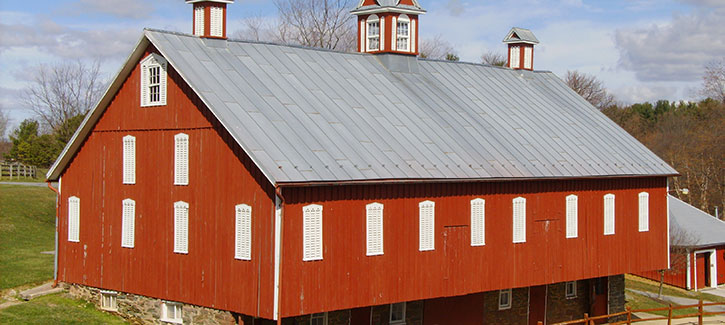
47;29;677;184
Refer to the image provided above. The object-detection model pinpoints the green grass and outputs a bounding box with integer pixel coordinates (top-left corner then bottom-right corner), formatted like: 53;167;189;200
0;293;127;324
626;289;700;318
626;274;725;303
0;184;57;289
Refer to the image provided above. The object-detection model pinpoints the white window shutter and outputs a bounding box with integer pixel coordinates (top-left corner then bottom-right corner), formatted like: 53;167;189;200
470;198;485;246
140;64;149;107
380;17;385;51
194;6;205;36
639;192;649;232
210;6;223;37
235;204;252;260
524;46;532;69
360;20;365;51
566;195;578;238
411;19;416;52
174;133;189;185
366;202;384;256
512;197;526;243
303;204;323;261
510;46;520;69
122;199;135;248
392;16;397;51
68;196;80;242
604;194;615;235
122;135;136;184
419;201;435;251
159;60;167;106
174;201;189;254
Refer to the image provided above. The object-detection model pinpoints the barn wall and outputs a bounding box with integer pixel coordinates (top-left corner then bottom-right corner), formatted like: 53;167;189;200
279;177;668;316
57;45;277;319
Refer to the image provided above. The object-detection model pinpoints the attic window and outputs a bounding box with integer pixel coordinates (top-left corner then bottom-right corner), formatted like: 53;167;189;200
366;15;380;51
140;54;167;107
396;15;410;52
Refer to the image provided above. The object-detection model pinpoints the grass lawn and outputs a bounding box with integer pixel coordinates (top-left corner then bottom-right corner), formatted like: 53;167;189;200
626;289;700;318
0;184;57;289
0;293;127;324
626;274;725;303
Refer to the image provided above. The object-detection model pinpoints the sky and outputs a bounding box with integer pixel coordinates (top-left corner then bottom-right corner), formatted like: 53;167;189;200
1;0;724;130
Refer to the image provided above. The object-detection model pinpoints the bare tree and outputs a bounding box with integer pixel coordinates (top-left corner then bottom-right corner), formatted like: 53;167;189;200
659;225;699;296
274;0;356;51
22;60;105;140
565;70;615;109
480;50;507;67
0;105;9;140
419;34;456;60
700;58;725;103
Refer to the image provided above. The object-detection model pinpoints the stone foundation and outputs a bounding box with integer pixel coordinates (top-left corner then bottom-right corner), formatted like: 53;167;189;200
608;275;626;323
546;281;590;323
482;288;529;325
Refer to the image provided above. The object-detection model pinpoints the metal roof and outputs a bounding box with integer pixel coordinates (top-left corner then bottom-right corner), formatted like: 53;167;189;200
351;0;425;14
669;195;725;248
503;27;540;45
47;30;677;184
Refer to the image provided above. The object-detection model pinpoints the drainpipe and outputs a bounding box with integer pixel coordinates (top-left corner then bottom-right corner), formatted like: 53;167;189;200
274;186;286;325
47;181;60;287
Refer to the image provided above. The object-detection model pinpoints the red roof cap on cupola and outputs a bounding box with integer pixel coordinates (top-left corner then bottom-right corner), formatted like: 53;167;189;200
186;0;234;39
351;0;426;56
503;27;539;71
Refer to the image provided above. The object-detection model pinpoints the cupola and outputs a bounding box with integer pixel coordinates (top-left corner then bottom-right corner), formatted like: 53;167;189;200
186;0;233;39
503;27;539;71
351;0;426;55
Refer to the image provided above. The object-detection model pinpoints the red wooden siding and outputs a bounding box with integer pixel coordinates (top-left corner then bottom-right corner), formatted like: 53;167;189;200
57;45;276;319
719;247;725;285
279;177;668;317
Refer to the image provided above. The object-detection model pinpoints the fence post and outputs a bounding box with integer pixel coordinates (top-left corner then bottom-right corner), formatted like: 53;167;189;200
698;300;703;325
626;306;632;324
667;303;672;325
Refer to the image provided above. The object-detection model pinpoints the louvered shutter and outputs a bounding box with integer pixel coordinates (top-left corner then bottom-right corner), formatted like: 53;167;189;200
380;17;385;51
638;192;649;232
510;46;520;69
566;195;578;238
360;20;365;51
366;203;384;256
411;19;416;52
604;194;615;235
419;201;435;251
174;201;189;254
159;60;167;106
303;204;323;261
122;199;135;248
68;196;80;242
235;204;252;260
174;133;189;185
194;6;205;36
523;46;532;69
140;63;149;106
210;6;223;37
470;198;485;246
392;17;397;51
122;135;136;184
512;197;526;243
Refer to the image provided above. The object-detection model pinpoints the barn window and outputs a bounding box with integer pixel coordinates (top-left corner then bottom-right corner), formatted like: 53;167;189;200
140;53;167;107
565;281;577;298
194;5;204;36
174;201;189;254
100;291;118;311
498;289;512;310
470;198;485;246
174;133;189;186
604;194;615;235
68;196;80;242
366;15;380;51
303;204;323;261
160;301;183;324
235;204;252;260
210;5;224;37
310;312;327;325
638;192;649;232
122;135;136;184
396;15;410;52
390;302;406;324
509;46;520;68
121;199;136;248
566;194;578;238
366;202;384;256
512;197;526;243
418;200;435;251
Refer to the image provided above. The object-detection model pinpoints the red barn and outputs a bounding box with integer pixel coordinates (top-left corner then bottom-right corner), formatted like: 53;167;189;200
46;0;677;324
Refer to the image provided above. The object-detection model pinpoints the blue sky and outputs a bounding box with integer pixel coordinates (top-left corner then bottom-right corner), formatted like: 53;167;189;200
1;0;724;130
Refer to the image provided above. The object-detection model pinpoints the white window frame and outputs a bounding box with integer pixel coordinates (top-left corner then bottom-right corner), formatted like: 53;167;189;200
160;301;183;324
366;202;384;256
419;200;435;251
235;204;252;260
122;199;136;248
604;194;615;235
366;15;380;52
303;204;323;261
639;192;649;232
174;201;189;254
68;196;80;242
140;53;167;107
389;302;406;324
194;5;205;36
210;5;223;37
498;289;512;310
174;133;189;186
565;281;577;299
310;312;328;325
470;198;485;246
512;197;526;243
100;290;118;311
396;14;410;52
566;194;578;239
510;46;520;69
122;135;136;184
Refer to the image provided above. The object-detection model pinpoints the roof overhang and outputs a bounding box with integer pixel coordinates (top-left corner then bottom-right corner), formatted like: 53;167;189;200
350;7;426;15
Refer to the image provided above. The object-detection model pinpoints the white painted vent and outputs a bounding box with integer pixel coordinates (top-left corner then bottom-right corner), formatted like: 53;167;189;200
639;192;649;232
174;133;189;186
174;201;189;254
366;202;384;256
303;204;323;261
604;194;615;235
210;5;223;37
68;196;80;242
510;46;520;69
419;200;435;251
523;46;532;69
411;19;416;52
140;54;167;107
194;5;205;36
566;194;578;238
470;198;485;246
235;204;252;260
122;135;136;184
512;197;526;243
121;199;135;248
